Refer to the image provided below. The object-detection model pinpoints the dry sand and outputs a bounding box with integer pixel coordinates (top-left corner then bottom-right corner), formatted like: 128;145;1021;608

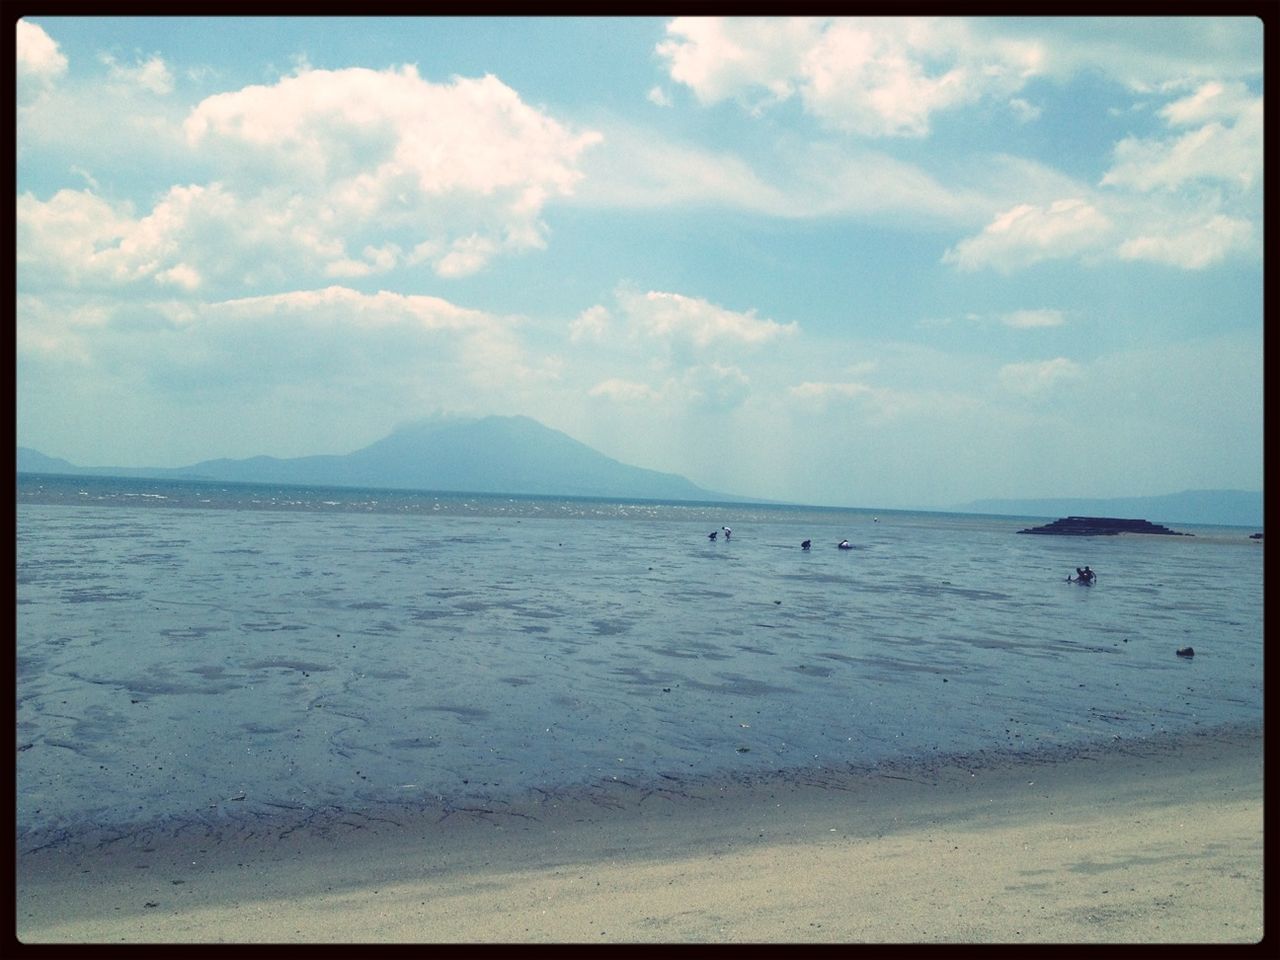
16;724;1264;944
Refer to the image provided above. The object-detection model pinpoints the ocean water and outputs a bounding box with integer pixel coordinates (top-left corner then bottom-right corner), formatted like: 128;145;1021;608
16;473;1264;849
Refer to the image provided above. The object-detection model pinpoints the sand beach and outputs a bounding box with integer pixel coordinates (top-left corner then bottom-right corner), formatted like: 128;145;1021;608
16;722;1263;944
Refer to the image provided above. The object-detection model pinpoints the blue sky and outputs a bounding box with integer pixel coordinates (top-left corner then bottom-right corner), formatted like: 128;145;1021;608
15;16;1264;509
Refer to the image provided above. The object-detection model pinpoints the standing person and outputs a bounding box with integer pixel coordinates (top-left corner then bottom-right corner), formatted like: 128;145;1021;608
722;526;732;540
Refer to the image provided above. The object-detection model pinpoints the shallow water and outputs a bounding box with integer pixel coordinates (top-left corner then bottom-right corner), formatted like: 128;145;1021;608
16;474;1264;848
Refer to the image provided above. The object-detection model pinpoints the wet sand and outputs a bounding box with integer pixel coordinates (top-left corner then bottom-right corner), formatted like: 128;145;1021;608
16;723;1263;944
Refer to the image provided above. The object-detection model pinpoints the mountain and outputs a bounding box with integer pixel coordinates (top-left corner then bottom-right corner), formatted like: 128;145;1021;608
15;448;82;475
952;490;1264;528
17;415;738;502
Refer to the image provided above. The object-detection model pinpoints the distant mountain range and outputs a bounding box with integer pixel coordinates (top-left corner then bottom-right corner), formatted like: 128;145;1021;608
16;415;740;503
952;490;1263;528
16;419;1263;525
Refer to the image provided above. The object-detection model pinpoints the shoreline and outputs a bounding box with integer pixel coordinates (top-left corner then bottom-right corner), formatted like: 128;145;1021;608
16;722;1264;943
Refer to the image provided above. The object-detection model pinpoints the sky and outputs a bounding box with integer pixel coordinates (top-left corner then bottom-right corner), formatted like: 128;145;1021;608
14;15;1265;509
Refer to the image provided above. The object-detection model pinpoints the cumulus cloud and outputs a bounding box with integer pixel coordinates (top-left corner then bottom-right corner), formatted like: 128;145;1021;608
1008;97;1042;122
324;243;403;279
16;189;136;287
647;86;672;107
943;198;1112;272
943;80;1260;273
20;66;603;293
16;19;67;87
589;377;663;404
568;291;795;415
16;294;110;365
1088;80;1260;269
184;67;600;278
658;17;1044;137
569;305;611;343
155;263;202;291
16;183;297;291
789;380;876;405
588;364;752;412
185;66;599;196
683;363;751;410
1118;213;1253;269
215;285;504;333
1002;308;1065;329
658;17;821;107
617;289;798;351
102;53;175;95
997;357;1082;397
786;376;983;423
18;284;528;404
643;23;1258;274
1101;82;1262;192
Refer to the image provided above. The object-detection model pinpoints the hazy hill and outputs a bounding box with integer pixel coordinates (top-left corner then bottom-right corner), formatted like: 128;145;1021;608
17;415;734;502
953;490;1263;528
15;448;81;475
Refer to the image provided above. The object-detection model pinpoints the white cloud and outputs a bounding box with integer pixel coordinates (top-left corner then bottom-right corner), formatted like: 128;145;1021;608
589;377;663;403
1118;213;1253;269
434;235;502;279
102;53;175;95
16;189;135;287
941;79;1261;274
18;183;295;290
683;363;751;411
943;198;1112;272
587;364;751;412
569;305;611;343
658;17;1045;138
640;22;1259;275
647;86;671;107
1160;79;1256;125
16;285;552;464
155;263;202;291
574;124;788;212
324;243;403;279
16;19;67;86
1101;83;1262;192
1002;308;1065;329
997;357;1082;397
17;284;534;412
185;67;601;279
1009;18;1262;90
216;285;504;333
16;294;110;365
657;17;822;107
185;67;600;196
783;142;984;221
786;374;985;425
1009;97;1042;123
18;67;603;292
618;289;798;351
789;380;876;405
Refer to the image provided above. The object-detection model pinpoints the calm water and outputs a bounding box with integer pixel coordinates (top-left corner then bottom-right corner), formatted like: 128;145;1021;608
16;473;1264;849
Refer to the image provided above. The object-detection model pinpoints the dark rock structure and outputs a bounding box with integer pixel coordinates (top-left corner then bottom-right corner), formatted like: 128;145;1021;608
1017;516;1189;536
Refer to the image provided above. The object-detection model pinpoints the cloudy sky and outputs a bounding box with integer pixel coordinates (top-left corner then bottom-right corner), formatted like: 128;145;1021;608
16;16;1264;509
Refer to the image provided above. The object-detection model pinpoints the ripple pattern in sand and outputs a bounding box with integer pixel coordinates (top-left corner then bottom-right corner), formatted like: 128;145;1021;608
16;500;1263;845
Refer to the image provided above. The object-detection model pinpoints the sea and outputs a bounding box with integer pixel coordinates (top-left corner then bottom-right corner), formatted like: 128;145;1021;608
16;472;1265;852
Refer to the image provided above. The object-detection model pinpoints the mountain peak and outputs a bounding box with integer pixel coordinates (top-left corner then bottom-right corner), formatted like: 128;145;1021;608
18;417;736;502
